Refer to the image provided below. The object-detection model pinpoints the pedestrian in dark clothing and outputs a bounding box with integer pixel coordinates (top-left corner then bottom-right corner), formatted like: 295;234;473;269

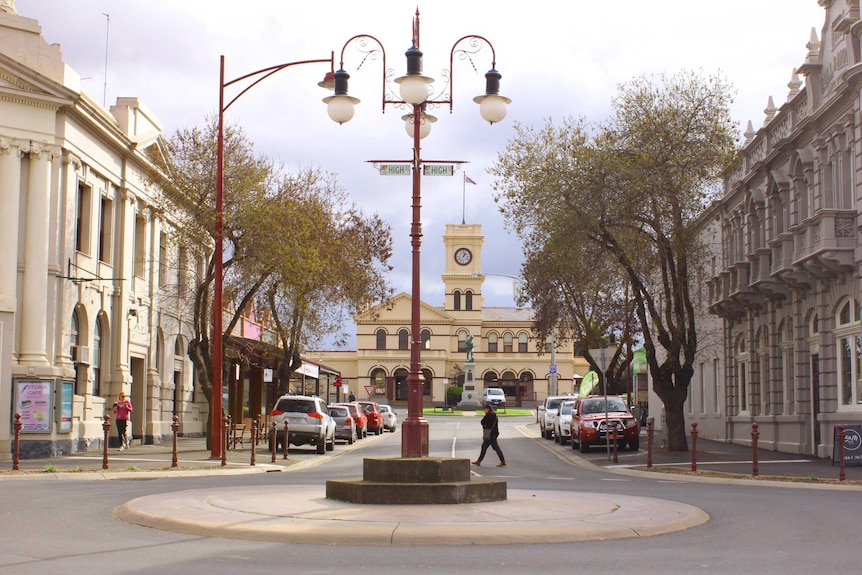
348;391;356;402
472;404;506;467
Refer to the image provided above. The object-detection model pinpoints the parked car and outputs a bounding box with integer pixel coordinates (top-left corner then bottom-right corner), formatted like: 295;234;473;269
570;395;640;453
378;404;397;432
539;394;575;440
482;387;506;408
332;402;367;438
552;399;576;445
358;401;384;435
269;394;336;454
328;404;356;444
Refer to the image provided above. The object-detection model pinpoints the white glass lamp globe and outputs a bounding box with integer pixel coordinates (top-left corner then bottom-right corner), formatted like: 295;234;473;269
324;94;360;124
396;74;433;105
474;93;511;124
402;112;436;139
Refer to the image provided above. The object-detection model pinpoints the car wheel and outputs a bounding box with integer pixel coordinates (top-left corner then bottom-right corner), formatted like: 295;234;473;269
347;431;355;445
316;436;326;454
579;438;588;453
629;438;639;451
540;429;546;439
560;434;569;445
376;425;382;435
326;433;335;451
554;431;560;444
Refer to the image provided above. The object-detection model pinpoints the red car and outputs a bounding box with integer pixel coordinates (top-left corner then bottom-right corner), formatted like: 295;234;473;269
570;395;640;453
357;401;384;435
331;402;368;439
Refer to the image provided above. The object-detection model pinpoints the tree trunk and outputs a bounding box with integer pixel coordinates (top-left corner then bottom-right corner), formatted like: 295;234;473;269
663;390;689;452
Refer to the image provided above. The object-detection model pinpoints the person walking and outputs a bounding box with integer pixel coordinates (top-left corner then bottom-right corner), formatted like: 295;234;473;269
112;392;133;450
472;403;506;467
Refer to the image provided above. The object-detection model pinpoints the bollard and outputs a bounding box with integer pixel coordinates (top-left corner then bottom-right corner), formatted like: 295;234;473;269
837;424;846;482
690;422;698;472
250;418;257;466
102;414;111;470
612;427;619;463
12;413;22;471
171;415;179;468
751;422;760;477
646;417;654;468
283;420;289;460
221;414;230;467
271;421;277;463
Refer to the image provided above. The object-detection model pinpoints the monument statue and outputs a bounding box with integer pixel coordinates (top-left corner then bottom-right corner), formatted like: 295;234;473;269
0;0;17;15
465;335;474;363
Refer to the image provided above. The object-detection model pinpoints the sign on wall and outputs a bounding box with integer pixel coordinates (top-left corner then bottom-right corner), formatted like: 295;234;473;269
14;379;53;433
834;424;862;466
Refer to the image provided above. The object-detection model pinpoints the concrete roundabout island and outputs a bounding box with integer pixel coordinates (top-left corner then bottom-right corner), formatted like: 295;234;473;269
114;485;709;546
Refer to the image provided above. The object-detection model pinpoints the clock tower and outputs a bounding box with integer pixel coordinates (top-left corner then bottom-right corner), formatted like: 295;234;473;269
442;223;485;312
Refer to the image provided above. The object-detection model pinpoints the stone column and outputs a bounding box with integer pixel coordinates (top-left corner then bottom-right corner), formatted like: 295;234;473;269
19;142;60;365
0;137;26;314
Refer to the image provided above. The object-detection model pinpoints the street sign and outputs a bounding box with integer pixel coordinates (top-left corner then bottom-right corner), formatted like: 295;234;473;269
549;364;557;374
364;385;376;397
379;164;410;176
423;164;454;176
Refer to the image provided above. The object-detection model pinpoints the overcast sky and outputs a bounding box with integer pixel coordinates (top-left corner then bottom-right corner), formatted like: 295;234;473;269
16;0;826;346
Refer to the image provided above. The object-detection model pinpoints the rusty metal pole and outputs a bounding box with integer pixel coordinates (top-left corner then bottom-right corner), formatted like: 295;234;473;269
250;419;257;466
837;423;846;482
221;414;230;467
12;412;22;471
283;420;289;459
751;422;760;477
171;415;179;468
690;422;698;472
612;427;618;463
102;414;111;470
646;416;654;468
271;421;277;463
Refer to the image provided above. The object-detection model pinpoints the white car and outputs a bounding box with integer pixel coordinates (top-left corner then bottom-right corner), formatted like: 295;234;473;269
553;400;576;445
269;395;336;454
377;404;398;432
539;394;575;440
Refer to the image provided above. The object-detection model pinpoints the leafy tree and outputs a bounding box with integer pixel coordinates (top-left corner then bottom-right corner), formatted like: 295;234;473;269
492;71;737;451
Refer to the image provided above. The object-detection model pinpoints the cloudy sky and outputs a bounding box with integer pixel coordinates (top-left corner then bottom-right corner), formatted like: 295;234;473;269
16;0;825;346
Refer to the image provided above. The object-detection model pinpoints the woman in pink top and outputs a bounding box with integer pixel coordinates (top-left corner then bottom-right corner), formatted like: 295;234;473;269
112;392;133;450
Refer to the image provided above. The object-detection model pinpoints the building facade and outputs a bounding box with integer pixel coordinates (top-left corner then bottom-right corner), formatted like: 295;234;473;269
0;6;207;458
707;0;862;457
312;224;588;407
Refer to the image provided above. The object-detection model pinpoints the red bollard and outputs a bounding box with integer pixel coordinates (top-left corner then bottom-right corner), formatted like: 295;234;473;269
612;427;619;463
171;415;179;468
837;424;846;482
751;422;760;477
250;419;257;466
283;420;289;460
102;414;111;470
646;417;654;468
690;422;698;472
12;413;22;471
271;421;277;463
221;414;230;467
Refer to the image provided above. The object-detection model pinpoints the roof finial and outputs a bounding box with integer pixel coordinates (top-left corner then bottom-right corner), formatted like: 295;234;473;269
787;69;802;101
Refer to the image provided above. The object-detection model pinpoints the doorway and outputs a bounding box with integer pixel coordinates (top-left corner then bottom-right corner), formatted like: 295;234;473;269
130;356;146;445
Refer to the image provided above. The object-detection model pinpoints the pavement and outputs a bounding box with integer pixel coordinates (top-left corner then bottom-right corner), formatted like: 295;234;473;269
3;420;860;546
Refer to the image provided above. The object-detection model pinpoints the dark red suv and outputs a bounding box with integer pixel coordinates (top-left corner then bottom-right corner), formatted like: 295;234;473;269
570;395;640;453
357;401;384;435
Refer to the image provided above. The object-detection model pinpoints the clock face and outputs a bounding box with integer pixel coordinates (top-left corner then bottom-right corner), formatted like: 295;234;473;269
454;248;472;265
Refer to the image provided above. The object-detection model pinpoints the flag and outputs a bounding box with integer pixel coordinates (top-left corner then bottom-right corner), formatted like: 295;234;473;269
465;174;477;185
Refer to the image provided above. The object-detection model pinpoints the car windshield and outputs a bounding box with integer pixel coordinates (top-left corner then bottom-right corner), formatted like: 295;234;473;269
582;399;628;414
487;390;503;396
561;403;574;415
274;399;315;413
547;398;564;410
359;403;375;411
330;407;348;417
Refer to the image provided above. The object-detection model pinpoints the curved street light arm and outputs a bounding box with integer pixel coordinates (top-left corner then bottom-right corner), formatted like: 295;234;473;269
222;56;335;113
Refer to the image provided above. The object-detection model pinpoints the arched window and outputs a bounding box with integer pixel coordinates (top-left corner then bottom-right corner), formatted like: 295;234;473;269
70;311;79;362
835;298;862;407
453;290;461;311
421;368;433;396
487;332;498;353
518;332;528;353
465;291;473;310
503;332;514;353
421;329;431;350
93;318;102;397
376;329;387;350
457;330;469;352
398;329;409;350
735;335;748;413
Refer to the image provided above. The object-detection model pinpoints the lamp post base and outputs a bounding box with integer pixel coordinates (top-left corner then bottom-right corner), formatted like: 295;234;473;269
401;417;429;457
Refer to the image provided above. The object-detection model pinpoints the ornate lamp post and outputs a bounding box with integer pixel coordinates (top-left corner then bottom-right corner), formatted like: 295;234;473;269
211;54;333;458
324;10;510;457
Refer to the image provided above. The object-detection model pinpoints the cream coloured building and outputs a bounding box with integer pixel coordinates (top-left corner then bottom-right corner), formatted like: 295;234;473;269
311;224;588;407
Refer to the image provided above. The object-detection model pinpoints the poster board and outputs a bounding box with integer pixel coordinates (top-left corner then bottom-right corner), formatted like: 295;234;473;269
59;381;74;432
833;424;862;466
13;379;53;432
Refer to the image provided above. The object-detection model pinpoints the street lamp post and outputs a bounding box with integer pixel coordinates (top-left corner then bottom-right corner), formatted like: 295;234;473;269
324;10;509;457
211;54;333;459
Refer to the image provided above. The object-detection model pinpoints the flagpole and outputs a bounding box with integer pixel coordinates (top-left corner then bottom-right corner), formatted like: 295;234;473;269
462;172;467;224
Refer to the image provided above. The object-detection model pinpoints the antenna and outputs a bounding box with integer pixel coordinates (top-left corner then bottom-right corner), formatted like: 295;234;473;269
102;13;110;107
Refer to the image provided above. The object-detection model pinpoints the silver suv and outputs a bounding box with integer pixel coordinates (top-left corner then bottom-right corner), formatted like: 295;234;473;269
269;395;336;454
539;394;575;440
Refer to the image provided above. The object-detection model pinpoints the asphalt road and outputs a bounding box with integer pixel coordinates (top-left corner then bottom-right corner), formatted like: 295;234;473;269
1;414;859;574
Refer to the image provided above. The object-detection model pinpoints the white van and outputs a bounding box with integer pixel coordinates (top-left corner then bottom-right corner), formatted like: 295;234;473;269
482;387;506;407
